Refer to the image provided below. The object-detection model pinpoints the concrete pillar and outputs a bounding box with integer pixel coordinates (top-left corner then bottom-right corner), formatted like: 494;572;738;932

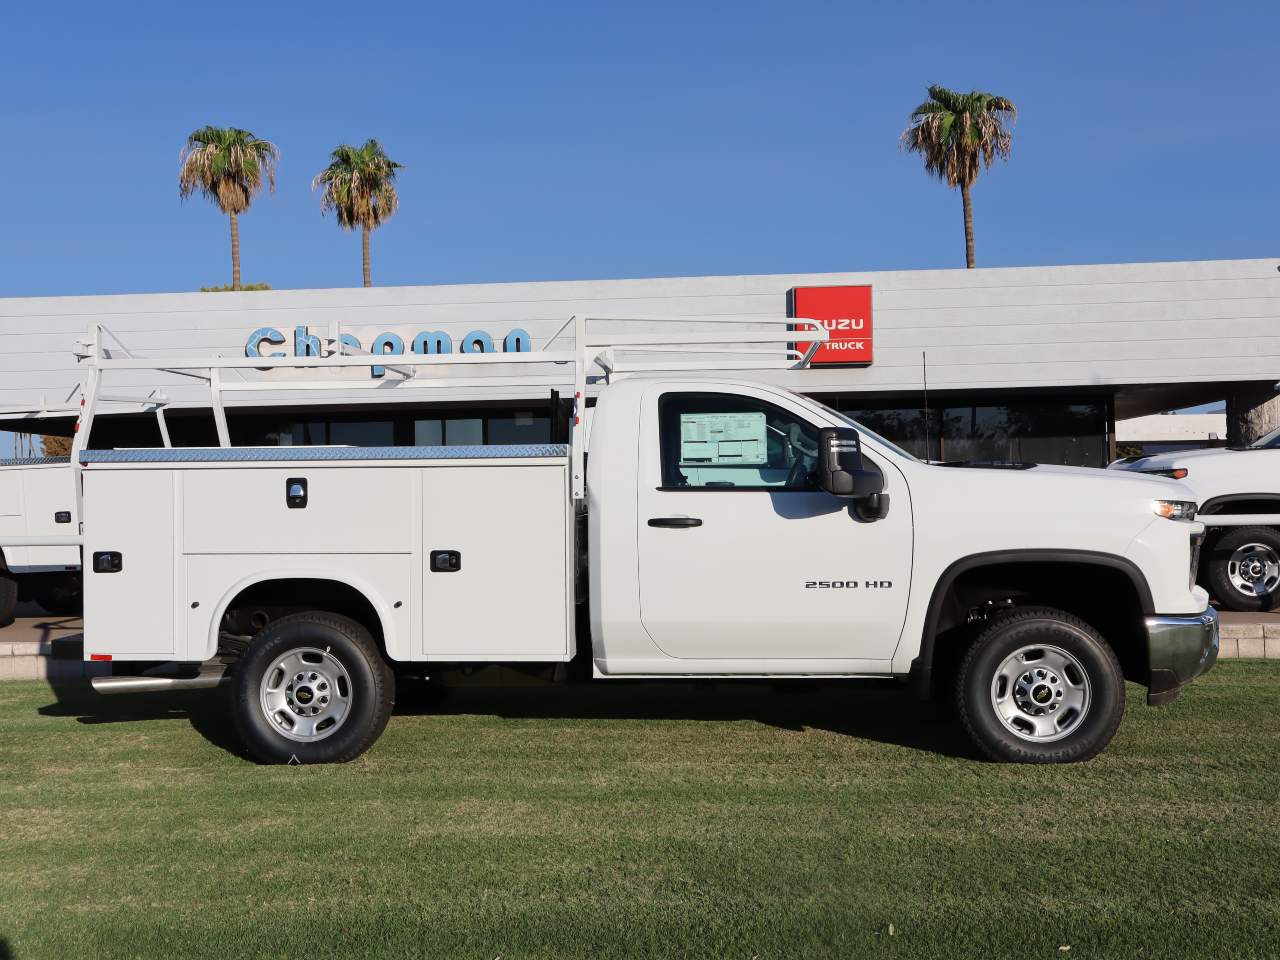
1226;382;1280;446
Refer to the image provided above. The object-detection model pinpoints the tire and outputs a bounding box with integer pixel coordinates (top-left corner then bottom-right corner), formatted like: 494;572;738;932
32;574;83;617
232;611;395;764
1206;526;1280;612
0;572;17;627
956;606;1125;764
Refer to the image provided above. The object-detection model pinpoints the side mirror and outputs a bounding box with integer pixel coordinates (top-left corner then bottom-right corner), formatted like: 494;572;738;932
817;427;884;499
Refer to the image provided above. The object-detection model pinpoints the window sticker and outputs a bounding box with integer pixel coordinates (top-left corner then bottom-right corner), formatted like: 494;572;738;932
679;412;767;465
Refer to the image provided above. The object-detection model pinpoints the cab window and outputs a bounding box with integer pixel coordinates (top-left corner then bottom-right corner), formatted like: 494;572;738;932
658;392;820;490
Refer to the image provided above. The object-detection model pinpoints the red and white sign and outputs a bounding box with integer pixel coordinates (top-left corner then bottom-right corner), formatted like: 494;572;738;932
788;285;873;366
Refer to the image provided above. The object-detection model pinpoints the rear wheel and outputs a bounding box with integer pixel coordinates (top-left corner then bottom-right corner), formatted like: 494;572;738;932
956;607;1125;763
0;572;17;626
1207;526;1280;612
232;612;394;764
32;573;82;617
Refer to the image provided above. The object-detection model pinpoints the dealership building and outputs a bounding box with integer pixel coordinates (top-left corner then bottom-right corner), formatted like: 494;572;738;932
2;257;1278;465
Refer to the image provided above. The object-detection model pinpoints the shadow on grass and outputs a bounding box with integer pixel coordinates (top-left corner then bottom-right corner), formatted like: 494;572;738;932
35;676;982;762
398;678;983;760
37;678;253;760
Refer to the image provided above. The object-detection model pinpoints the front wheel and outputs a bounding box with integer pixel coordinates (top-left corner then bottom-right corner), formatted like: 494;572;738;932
956;607;1125;763
1206;526;1280;612
232;612;395;764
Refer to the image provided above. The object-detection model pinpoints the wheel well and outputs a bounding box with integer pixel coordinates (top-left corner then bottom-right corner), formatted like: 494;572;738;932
1201;494;1280;516
220;579;386;653
921;558;1152;696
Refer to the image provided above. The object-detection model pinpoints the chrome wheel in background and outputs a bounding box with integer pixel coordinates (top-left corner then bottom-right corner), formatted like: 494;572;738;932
1226;542;1280;600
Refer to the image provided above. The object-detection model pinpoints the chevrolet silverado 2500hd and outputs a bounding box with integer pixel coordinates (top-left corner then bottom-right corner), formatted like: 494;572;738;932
69;317;1218;764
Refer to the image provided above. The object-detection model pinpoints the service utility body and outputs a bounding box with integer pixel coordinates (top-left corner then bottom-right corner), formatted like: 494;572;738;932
63;315;1218;763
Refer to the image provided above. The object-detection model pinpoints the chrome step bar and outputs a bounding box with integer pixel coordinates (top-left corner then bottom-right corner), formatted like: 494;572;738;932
91;670;229;695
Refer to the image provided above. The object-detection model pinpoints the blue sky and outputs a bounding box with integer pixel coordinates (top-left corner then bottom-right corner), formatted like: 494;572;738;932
0;0;1276;298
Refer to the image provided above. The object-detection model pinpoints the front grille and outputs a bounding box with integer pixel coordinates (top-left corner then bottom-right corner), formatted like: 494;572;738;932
1189;532;1205;590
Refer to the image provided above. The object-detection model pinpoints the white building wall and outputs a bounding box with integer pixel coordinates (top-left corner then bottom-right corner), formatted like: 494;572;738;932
1116;413;1227;443
1;257;1278;418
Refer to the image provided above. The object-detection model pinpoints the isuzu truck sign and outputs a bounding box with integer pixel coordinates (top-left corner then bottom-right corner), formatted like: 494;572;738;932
787;285;873;366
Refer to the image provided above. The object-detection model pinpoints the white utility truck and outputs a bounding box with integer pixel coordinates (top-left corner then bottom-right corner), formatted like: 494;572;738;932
1111;425;1280;611
66;316;1217;764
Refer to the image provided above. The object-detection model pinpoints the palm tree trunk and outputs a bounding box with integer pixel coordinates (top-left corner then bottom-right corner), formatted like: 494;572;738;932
229;212;241;291
961;183;975;268
362;227;372;287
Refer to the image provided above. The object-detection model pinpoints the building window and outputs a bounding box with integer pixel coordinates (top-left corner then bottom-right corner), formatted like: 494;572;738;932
414;419;443;446
329;420;395;446
488;411;549;444
444;418;483;446
834;396;1108;467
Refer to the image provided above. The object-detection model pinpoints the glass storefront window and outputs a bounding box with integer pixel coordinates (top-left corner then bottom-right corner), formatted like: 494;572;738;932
266;422;326;446
488;411;550;444
329;421;395;446
836;397;1108;467
444;418;483;446
414;419;443;446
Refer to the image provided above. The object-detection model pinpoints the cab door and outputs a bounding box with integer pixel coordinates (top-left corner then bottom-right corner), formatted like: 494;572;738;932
636;387;911;663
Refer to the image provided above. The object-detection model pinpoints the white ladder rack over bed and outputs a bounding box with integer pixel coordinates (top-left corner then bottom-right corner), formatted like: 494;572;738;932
71;314;828;502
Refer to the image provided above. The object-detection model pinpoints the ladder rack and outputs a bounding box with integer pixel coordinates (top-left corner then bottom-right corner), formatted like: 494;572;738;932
72;314;828;501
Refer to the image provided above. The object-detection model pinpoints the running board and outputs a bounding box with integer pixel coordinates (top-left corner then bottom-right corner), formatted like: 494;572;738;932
91;670;229;695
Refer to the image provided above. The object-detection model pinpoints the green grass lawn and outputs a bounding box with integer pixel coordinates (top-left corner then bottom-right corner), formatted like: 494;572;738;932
1;663;1278;959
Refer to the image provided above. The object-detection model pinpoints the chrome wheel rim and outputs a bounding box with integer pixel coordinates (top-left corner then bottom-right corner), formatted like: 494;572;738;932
259;647;353;743
1227;543;1280;599
990;644;1091;743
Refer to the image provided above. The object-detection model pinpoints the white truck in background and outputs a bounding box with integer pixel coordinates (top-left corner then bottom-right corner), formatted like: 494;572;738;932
0;456;81;620
0;332;178;624
1110;425;1280;611
57;316;1218;765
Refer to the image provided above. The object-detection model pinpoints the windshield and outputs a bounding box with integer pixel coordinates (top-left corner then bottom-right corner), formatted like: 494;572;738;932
809;398;921;462
1251;424;1280;449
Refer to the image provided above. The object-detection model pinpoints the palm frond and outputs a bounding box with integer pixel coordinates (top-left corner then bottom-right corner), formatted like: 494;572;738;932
311;138;404;231
178;126;279;215
899;85;1017;188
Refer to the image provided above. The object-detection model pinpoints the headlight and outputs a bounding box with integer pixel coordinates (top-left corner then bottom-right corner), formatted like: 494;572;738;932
1152;499;1197;521
1142;467;1189;480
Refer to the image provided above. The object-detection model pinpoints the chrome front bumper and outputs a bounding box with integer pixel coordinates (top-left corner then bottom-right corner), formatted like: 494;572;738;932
1144;607;1219;706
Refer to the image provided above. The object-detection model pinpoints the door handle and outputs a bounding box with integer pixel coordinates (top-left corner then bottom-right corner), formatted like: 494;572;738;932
648;517;703;528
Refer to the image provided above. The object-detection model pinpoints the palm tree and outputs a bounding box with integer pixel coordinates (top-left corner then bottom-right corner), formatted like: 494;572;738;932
901;86;1016;268
312;140;404;287
179;127;279;290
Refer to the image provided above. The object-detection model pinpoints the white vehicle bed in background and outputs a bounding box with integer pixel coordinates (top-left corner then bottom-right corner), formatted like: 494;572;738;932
0;456;81;620
1110;425;1280;611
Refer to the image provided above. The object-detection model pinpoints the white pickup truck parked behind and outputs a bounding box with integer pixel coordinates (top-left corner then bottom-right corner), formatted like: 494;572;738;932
0;456;81;621
1111;426;1280;611
68;317;1217;765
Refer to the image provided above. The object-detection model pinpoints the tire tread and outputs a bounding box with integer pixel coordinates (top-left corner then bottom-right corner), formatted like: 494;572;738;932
1206;525;1280;613
955;605;1125;764
232;611;394;764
